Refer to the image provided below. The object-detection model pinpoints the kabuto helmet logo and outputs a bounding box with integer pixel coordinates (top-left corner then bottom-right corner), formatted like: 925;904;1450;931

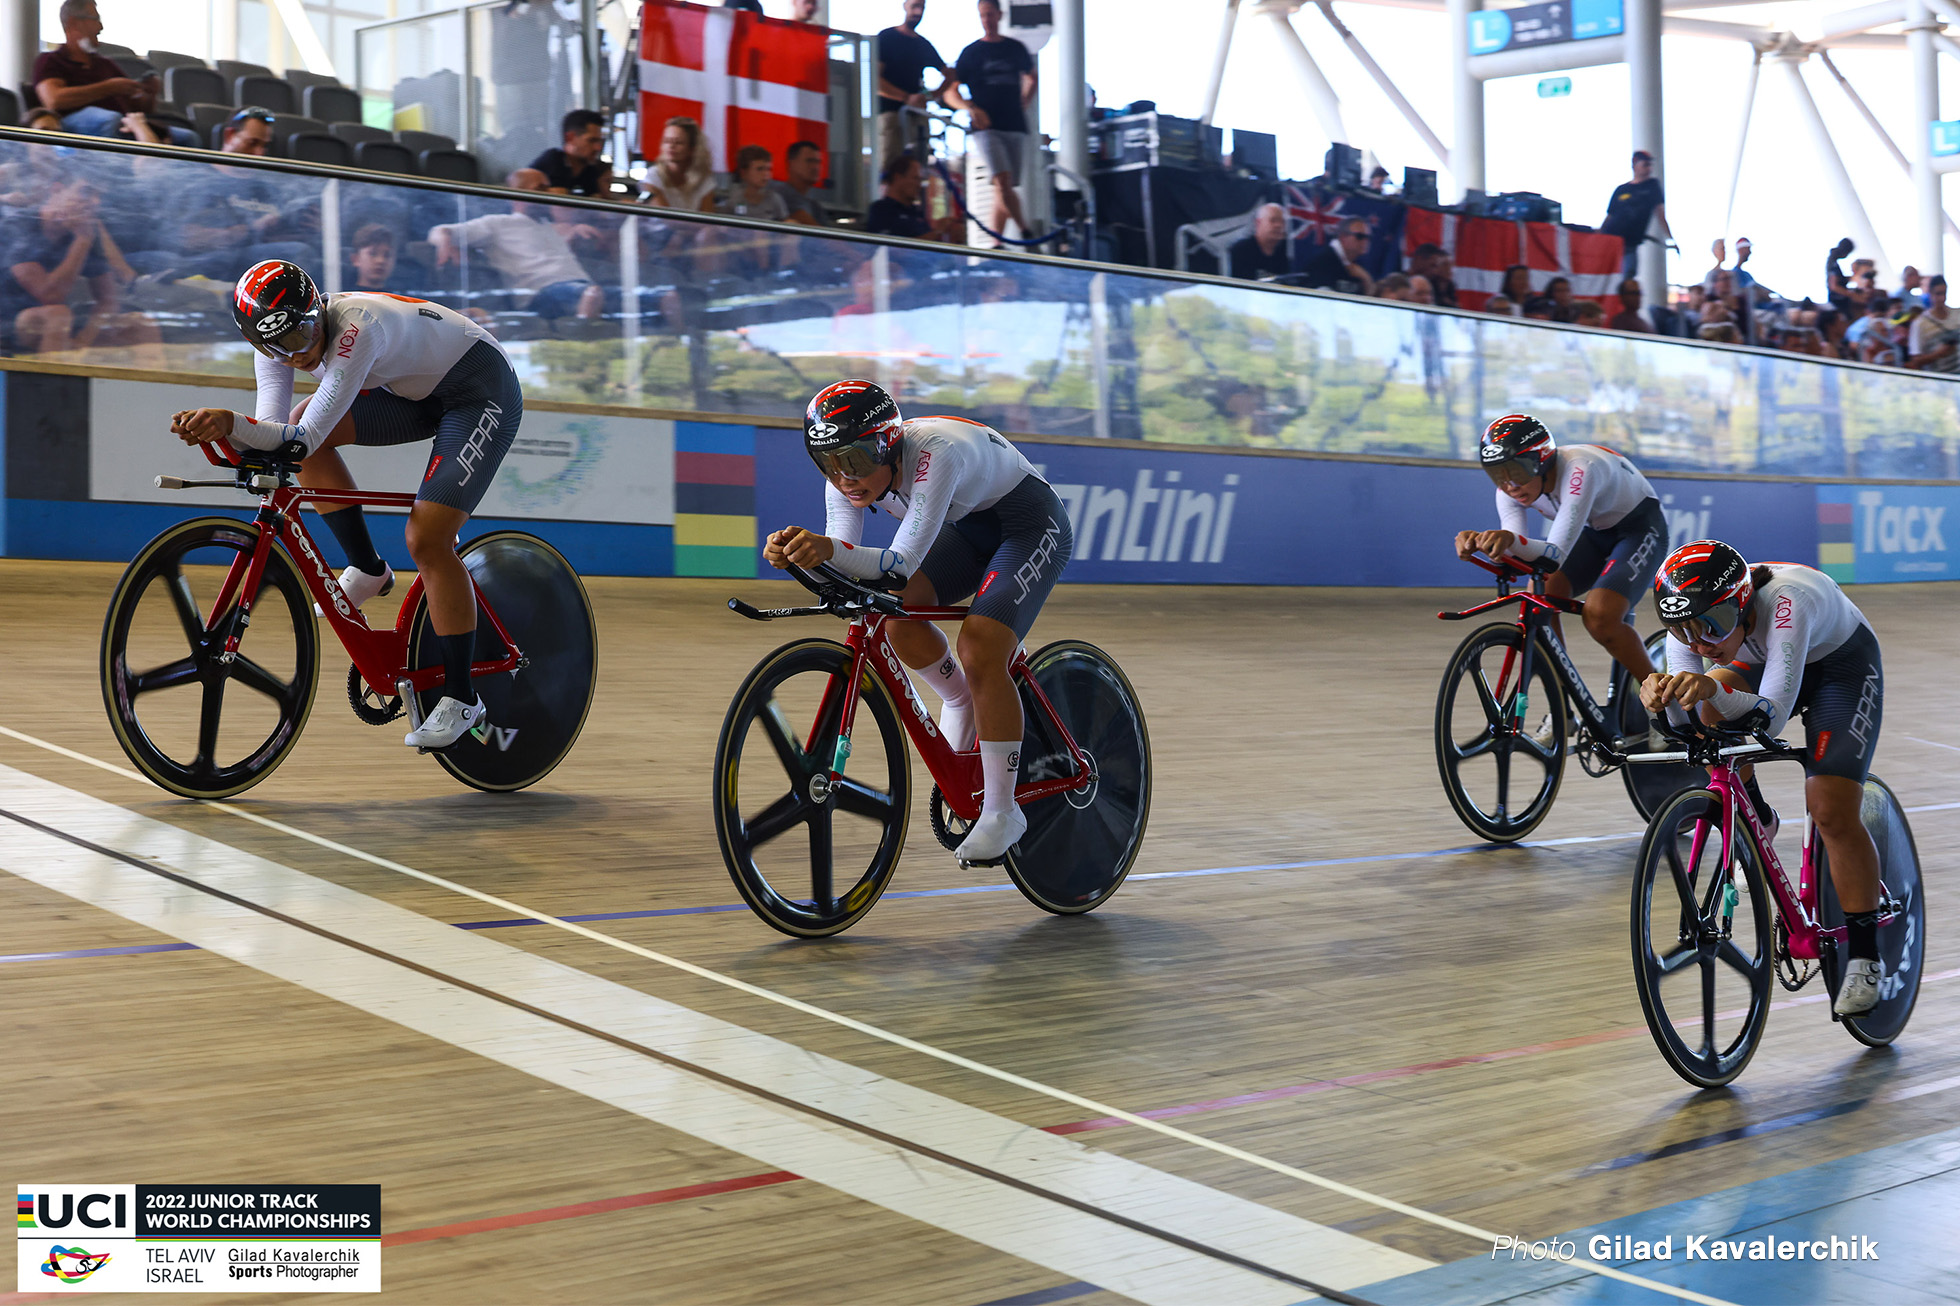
255;311;293;337
1656;594;1693;619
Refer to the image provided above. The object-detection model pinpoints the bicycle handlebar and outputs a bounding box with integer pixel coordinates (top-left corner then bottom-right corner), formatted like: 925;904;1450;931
728;560;909;623
1628;709;1799;767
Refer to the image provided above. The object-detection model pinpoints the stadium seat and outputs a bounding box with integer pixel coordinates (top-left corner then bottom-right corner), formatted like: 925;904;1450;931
147;50;208;72
287;133;353;169
186;102;233;147
284;69;339;92
164;65;227;107
94;41;137;59
329;122;391;147
269;114;325;155
418;149;479;183
111;56;155;81
304;85;362;124
355;140;417;175
0;87;18;127
396;130;456;157
215;59;273;83
233;76;296;115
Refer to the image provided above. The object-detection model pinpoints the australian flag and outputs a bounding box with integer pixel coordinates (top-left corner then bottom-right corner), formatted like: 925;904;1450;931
1283;182;1407;281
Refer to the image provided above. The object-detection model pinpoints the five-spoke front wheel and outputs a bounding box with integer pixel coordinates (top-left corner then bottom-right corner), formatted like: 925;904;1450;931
1434;623;1566;842
713;639;910;937
100;517;319;798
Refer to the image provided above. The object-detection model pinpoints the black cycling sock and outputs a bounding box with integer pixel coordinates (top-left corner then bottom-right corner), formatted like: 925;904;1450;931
321;506;384;576
1845;909;1880;962
440;632;475;703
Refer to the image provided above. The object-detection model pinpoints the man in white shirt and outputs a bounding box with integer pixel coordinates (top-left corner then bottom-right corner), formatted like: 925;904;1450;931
427;169;603;322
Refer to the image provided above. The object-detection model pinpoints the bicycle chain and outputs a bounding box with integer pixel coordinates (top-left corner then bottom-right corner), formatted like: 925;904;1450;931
346;663;405;725
1772;918;1818;992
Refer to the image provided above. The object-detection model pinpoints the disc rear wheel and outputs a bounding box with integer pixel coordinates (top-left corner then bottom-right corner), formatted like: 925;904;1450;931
1817;776;1926;1047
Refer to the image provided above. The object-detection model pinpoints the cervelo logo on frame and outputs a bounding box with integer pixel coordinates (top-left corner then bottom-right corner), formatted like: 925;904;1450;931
1036;467;1239;566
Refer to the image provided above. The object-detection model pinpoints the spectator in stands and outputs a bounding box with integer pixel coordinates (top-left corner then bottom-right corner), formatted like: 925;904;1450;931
641;115;717;213
1374;272;1411;301
1599;150;1668;279
1482;294;1516;317
1301;217;1374;296
34;1;193;146
1895;264;1928;308
530;109;614;196
1545;276;1574;322
139;111;311;280
715;144;791;276
792;0;821;18
1824;237;1858;313
2;177;161;363
1844;293;1888;355
1706;269;1752;346
1609;278;1651;332
773;140;832;226
1499;264;1532;306
1571;301;1604;328
1406;274;1435;306
1907;275;1960;371
864;151;957;241
345;224;416;294
1409;244;1457;307
429;169;604;324
1521;296;1556;321
1227;203;1289;281
1729;236;1758;297
24;108;64;133
1701;238;1725;293
953;0;1037;248
878;0;961;167
1365;165;1390;193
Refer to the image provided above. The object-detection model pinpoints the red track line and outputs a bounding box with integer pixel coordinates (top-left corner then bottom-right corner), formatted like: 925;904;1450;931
381;1171;800;1247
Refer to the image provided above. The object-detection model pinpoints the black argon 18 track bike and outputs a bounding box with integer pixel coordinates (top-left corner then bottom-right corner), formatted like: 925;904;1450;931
1435;554;1699;842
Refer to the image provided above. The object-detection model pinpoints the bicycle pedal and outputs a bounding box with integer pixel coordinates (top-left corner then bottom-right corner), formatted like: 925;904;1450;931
957;854;1010;869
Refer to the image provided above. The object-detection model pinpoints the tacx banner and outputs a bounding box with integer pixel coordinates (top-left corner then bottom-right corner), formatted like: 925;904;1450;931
1283;184;1407;283
1405;208;1623;313
1816;484;1956;582
639;0;829;176
753;428;1821;588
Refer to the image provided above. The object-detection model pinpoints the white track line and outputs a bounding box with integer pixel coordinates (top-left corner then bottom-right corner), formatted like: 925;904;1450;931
0;725;1773;1305
1902;735;1960;755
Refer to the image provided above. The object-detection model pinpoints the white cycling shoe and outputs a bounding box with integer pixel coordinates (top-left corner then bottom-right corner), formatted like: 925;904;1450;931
1530;713;1558;751
404;695;485;750
315;563;394;616
1834;958;1883;1017
956;805;1026;867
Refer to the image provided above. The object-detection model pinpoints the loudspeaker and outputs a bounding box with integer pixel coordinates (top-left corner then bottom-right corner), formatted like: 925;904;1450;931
1324;142;1361;188
1402;167;1438;209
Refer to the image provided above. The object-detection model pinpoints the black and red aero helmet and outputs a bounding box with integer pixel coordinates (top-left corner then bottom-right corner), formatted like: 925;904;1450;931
1478;414;1556;486
1654;539;1755;644
804;379;903;479
232;259;324;360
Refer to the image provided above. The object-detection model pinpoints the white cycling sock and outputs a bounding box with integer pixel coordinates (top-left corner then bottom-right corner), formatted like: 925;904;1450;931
923;653;973;746
979;739;1020;816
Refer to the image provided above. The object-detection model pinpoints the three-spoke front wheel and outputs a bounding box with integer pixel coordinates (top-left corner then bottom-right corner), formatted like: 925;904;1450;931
713;639;910;937
1435;623;1566;842
100;517;319;799
1630;788;1774;1088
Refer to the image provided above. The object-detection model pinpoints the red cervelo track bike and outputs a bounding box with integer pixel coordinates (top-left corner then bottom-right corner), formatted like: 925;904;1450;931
713;562;1151;936
100;438;596;798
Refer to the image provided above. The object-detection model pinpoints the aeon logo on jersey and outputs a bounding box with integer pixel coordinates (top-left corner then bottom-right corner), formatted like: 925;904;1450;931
1039;468;1239;566
335;323;360;357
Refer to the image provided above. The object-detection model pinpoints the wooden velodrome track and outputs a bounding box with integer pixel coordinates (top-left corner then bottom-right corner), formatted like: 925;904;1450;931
1;561;1955;1305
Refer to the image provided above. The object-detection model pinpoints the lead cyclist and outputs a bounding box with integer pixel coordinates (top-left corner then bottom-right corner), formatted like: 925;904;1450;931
766;379;1074;865
168;259;520;750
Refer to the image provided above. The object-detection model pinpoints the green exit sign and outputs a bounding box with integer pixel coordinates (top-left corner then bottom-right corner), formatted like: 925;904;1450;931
1538;77;1573;98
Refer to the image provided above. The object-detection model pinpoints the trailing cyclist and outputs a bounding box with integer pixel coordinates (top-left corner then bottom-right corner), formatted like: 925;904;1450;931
765;379;1074;866
1640;540;1888;1017
1454;414;1667;743
168;259;520;750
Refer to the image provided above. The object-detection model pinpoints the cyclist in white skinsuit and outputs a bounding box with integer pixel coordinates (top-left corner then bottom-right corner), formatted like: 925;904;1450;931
169;260;521;749
768;380;1074;866
1456;415;1669;692
1642;540;1887;1016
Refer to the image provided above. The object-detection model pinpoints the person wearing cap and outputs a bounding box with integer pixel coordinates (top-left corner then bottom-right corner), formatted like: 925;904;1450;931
1906;274;1960;372
1599;151;1669;280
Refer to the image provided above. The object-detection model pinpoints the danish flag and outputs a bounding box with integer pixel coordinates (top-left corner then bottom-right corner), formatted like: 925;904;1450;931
639;0;830;176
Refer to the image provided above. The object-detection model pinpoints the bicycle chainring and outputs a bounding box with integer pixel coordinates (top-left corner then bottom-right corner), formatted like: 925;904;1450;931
1573;725;1620;778
929;785;971;852
1772;918;1817;992
347;663;404;725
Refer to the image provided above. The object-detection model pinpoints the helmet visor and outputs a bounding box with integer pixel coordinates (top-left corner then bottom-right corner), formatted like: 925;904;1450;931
252;316;321;361
1481;456;1542;489
1660;596;1745;646
811;440;884;481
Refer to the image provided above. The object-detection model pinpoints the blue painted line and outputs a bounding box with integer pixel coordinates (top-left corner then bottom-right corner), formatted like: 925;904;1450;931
1578;1098;1869;1176
972;1282;1101;1306
0;942;198;964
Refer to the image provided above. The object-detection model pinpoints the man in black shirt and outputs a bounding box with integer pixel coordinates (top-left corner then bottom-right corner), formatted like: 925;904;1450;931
1600;150;1669;279
953;0;1037;246
877;0;964;170
528;109;614;196
864;152;956;241
1228;204;1290;280
1300;217;1375;296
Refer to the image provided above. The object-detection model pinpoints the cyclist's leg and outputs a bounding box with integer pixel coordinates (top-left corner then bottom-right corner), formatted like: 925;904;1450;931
903;516;1000;748
1584;499;1667;682
297;392;427;582
1797;631;1884;918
